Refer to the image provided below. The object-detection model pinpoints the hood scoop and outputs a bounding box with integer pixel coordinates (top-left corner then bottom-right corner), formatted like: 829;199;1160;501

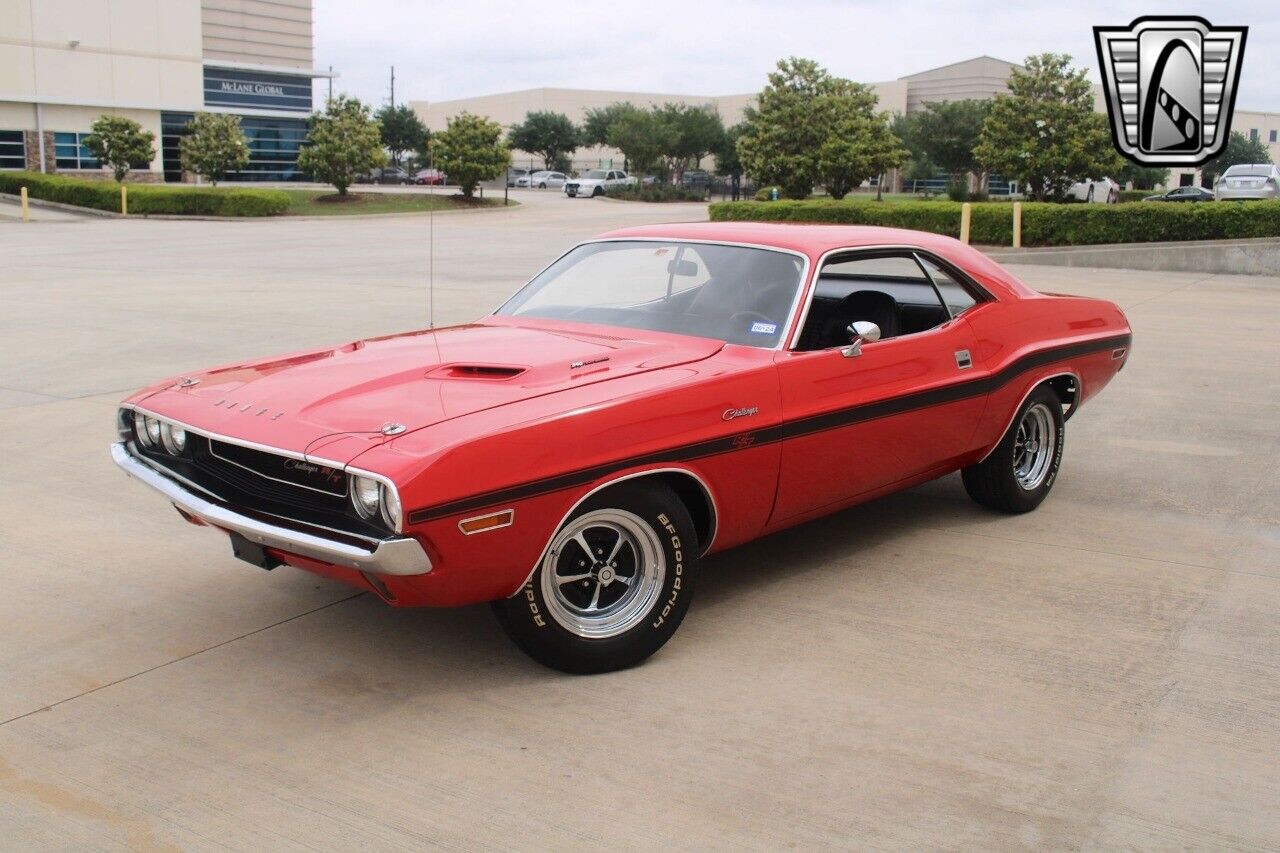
429;364;527;380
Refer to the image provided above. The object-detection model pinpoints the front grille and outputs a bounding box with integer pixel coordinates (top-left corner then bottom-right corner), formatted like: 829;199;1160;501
207;439;347;497
136;435;386;538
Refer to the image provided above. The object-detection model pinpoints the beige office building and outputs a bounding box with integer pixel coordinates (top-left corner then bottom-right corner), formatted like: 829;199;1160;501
0;0;331;181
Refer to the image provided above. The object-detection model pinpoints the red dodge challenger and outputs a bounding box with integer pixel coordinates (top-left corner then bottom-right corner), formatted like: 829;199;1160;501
113;223;1131;673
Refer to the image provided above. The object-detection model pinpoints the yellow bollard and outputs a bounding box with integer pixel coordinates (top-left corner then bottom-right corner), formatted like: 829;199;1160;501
960;202;972;245
20;186;29;222
1013;201;1022;249
120;185;128;216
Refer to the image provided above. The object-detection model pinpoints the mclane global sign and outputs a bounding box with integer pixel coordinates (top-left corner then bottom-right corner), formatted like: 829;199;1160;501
219;80;287;98
1094;16;1247;167
203;67;313;112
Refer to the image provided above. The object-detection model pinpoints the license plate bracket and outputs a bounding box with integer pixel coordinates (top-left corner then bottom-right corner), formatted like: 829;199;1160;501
229;531;282;570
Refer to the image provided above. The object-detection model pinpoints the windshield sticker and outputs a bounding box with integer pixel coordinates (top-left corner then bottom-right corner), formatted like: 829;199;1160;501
750;322;777;335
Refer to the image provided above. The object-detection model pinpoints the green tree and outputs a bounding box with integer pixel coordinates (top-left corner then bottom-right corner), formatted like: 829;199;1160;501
298;95;386;195
974;53;1122;201
714;123;746;177
432;112;511;197
1115;162;1170;190
815;81;905;199
581;102;637;148
82;115;156;182
375;104;428;167
654;103;724;178
508;111;579;169
892;112;938;192
737;58;904;200
606;106;672;177
1201;130;1272;187
914;99;991;189
178;112;249;186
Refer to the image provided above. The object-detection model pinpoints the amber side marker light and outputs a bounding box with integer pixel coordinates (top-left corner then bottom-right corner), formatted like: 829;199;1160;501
458;509;515;535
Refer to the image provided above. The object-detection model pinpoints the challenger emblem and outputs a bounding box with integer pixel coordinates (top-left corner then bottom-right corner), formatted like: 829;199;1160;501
722;406;759;421
1094;16;1247;166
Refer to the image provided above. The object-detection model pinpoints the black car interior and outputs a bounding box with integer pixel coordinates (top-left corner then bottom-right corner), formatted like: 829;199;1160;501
796;252;984;351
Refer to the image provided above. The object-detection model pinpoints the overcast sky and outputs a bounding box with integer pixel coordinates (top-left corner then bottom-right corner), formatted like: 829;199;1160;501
314;1;1280;113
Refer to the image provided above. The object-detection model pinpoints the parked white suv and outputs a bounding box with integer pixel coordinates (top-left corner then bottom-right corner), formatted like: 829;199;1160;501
564;169;636;198
1215;164;1280;201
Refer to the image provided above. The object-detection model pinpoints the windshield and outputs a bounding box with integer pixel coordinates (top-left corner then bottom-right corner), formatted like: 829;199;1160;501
583;170;608;179
496;241;805;348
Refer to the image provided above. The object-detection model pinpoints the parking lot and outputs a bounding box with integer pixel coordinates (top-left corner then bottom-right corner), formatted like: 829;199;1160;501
1;190;1278;850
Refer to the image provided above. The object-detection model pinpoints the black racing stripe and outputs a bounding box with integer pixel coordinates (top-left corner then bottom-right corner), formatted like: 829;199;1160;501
408;333;1130;524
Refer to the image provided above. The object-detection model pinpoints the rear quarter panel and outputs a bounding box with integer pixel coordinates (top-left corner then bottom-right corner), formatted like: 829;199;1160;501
963;292;1131;459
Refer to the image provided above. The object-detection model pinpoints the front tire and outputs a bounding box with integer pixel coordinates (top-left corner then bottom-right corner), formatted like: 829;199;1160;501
591;186;603;197
962;386;1065;513
492;482;698;674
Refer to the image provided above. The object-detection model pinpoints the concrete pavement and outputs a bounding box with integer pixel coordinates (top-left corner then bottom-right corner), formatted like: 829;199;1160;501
0;189;1277;850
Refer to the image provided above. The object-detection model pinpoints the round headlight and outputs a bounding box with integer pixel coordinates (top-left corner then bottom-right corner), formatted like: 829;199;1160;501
160;422;187;454
380;483;401;531
138;414;161;447
351;475;381;519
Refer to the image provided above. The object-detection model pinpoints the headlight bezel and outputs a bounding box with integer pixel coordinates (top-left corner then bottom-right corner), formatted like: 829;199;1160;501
160;421;187;454
348;470;403;534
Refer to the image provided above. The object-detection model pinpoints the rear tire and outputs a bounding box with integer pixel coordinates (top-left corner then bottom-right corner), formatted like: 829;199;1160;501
492;482;698;674
962;386;1064;514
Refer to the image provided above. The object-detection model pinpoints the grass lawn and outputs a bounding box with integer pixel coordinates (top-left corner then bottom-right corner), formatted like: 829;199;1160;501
281;190;513;216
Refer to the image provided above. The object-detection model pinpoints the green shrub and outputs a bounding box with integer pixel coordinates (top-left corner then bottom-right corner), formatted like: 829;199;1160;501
753;185;783;201
1118;188;1155;203
604;183;708;202
708;197;1280;247
0;171;289;216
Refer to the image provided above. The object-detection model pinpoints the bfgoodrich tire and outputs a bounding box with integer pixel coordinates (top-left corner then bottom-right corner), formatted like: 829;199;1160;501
492;482;698;674
962;385;1065;514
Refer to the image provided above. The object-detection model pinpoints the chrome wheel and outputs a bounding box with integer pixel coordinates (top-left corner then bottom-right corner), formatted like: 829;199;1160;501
1012;402;1056;490
540;509;666;639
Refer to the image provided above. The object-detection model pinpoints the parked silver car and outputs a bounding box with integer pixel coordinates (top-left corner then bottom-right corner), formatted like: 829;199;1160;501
1215;163;1280;201
515;170;567;189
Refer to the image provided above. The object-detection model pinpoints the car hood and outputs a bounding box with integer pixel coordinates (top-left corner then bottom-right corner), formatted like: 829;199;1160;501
136;321;723;464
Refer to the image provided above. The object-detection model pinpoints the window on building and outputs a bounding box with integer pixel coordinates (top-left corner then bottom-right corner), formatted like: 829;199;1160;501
161;112;308;183
53;132;101;170
0;130;25;169
1271;129;1277;144
1249;128;1258;142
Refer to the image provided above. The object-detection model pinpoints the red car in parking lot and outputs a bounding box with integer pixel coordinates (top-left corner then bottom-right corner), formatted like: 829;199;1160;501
113;223;1131;672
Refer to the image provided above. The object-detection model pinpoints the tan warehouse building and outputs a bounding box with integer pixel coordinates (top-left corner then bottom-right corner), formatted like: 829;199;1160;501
0;0;332;181
414;55;1280;188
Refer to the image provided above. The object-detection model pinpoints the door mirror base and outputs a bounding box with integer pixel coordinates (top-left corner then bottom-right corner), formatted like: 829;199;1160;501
841;321;882;358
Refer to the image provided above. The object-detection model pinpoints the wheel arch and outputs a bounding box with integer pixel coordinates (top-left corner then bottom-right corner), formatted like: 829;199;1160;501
978;370;1080;463
508;466;718;597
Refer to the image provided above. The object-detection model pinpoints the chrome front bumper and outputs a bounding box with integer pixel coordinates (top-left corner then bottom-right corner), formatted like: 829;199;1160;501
111;442;432;576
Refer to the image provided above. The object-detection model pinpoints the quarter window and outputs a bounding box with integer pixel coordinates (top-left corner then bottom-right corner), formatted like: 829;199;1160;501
54;132;101;170
0;130;24;169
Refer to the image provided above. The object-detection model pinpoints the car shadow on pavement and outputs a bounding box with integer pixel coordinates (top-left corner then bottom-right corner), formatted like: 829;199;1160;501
299;473;986;683
693;473;981;611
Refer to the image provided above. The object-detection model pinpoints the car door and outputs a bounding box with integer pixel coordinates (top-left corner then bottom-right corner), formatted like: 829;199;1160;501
769;250;990;523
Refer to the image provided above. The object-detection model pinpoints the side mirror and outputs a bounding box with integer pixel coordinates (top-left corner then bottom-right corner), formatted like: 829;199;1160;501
841;321;881;358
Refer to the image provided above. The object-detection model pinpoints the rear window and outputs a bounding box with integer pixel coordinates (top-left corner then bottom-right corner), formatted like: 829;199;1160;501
1224;165;1272;177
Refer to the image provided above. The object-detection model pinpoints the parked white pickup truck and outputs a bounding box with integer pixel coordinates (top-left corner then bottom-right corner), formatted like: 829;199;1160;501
564;169;636;198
